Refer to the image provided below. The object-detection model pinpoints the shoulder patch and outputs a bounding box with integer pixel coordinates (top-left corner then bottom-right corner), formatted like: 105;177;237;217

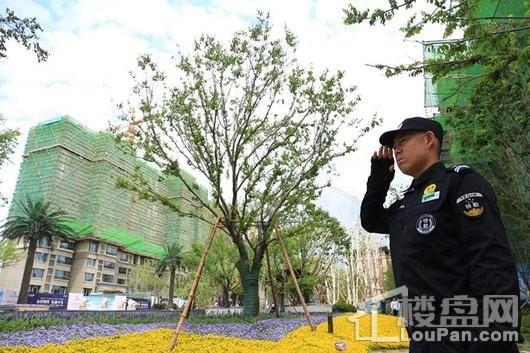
447;164;473;174
456;192;484;218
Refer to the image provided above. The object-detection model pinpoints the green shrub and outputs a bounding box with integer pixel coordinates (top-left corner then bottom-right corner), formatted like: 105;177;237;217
332;302;357;313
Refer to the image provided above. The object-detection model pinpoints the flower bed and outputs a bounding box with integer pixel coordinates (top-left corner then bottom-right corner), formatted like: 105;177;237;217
0;316;328;346
0;314;409;353
0;310;308;333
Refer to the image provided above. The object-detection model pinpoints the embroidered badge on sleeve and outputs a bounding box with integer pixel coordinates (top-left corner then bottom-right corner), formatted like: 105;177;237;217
456;192;484;218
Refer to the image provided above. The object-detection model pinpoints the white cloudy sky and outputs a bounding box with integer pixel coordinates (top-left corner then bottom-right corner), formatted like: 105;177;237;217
0;0;443;222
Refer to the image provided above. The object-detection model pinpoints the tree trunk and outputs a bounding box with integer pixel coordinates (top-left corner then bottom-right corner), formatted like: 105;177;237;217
278;290;285;313
302;287;311;304
168;266;175;308
237;263;260;316
221;287;230;307
18;238;37;304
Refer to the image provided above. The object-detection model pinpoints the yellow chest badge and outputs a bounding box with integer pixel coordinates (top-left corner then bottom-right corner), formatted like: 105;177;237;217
424;184;437;195
422;183;440;203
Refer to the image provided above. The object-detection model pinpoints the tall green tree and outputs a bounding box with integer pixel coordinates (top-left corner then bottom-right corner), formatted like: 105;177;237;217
0;197;77;303
0;115;20;206
344;0;528;79
0;7;48;61
0;8;48;273
155;242;184;307
118;13;372;315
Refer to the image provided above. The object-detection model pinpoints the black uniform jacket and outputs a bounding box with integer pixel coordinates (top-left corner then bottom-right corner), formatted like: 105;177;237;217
361;161;521;353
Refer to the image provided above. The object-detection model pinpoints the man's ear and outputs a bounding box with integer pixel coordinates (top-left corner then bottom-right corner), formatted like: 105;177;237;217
425;131;437;150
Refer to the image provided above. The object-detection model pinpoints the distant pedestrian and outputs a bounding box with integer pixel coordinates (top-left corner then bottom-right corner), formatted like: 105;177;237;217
390;298;399;316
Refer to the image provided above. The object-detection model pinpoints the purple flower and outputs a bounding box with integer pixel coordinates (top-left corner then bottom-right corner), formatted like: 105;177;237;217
0;315;328;347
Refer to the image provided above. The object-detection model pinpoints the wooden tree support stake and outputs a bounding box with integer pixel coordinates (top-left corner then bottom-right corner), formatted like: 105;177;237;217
168;217;221;352
265;246;280;318
274;224;315;331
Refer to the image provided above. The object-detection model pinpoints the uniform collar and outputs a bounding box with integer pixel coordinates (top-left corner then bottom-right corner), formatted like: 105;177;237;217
405;161;445;194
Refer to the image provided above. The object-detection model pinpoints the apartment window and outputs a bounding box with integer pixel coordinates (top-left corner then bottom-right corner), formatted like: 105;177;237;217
56;255;73;265
59;240;75;250
101;274;114;283
31;268;44;278
51;285;67;294
34;252;48;262
86;258;97;267
105;245;117;256
88;242;98;253
103;261;115;270
29;285;41;293
54;269;70;280
118;267;127;275
83;288;91;296
133;255;138;265
119;253;129;262
37;236;51;247
84;272;94;282
117;278;126;285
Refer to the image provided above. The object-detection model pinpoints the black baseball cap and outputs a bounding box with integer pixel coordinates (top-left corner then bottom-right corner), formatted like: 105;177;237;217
379;117;444;148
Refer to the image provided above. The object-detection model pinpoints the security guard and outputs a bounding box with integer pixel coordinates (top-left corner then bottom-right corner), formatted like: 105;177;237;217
361;117;521;353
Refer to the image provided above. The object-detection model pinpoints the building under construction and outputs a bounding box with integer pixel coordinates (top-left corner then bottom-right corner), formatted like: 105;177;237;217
424;0;527;131
0;116;209;296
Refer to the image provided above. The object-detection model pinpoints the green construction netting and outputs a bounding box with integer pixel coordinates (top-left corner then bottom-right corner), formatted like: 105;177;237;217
60;220;94;237
424;0;528;110
10;116;211;259
423;0;529;159
59;220;165;258
99;227;143;247
475;0;525;19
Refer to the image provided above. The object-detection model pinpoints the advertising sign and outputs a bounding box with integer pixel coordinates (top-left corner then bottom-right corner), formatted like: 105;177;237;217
129;297;151;310
27;293;68;309
0;289;18;305
67;293;84;310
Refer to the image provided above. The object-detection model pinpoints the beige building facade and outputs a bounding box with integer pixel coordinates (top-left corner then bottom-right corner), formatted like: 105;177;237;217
0;238;153;296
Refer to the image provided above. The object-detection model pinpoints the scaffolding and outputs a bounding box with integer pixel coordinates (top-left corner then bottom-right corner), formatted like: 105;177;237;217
423;0;527;117
9;116;210;259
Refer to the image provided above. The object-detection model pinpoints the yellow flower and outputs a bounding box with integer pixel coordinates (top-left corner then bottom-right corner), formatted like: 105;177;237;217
0;314;409;353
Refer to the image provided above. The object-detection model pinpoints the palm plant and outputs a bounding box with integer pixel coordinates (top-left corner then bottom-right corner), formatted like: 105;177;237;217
1;196;77;304
155;242;184;308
